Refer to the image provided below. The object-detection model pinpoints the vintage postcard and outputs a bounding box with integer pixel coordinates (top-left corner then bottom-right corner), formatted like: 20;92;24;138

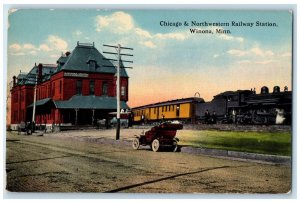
5;8;293;195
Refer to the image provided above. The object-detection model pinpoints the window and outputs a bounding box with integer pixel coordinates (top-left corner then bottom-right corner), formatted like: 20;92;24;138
90;80;95;95
121;86;126;96
76;80;82;95
89;61;96;69
102;82;108;96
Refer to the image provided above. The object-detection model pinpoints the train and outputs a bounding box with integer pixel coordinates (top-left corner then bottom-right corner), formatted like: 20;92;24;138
132;86;292;125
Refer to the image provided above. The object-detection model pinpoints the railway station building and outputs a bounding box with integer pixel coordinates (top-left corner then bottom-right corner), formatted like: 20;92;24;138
10;42;130;130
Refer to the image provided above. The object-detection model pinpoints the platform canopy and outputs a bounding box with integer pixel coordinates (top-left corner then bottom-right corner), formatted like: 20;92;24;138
28;95;129;110
27;98;52;108
53;95;129;110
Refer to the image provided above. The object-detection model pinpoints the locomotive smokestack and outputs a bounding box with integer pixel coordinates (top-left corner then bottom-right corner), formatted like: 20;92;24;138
261;86;269;94
273;86;280;93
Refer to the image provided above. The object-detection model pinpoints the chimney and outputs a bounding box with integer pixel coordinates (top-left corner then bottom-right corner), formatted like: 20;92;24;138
38;63;43;82
65;51;71;56
13;76;16;87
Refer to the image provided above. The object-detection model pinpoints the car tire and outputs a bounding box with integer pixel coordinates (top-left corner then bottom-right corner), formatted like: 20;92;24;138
151;139;160;152
132;137;140;150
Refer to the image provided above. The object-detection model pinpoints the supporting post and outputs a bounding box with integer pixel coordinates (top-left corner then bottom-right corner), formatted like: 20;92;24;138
92;109;95;125
75;108;78;126
32;74;37;123
31;71;38;133
116;44;121;140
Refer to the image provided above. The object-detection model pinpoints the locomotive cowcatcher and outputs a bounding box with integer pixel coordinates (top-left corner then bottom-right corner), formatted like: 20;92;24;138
132;122;183;152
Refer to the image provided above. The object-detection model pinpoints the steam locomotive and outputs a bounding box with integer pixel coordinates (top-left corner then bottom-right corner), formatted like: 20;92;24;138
196;86;292;125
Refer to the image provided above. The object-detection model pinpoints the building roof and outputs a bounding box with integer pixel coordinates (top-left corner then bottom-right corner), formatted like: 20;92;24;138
17;64;56;86
53;95;130;110
57;55;68;64
27;98;52;108
56;43;128;77
132;97;204;110
16;72;28;85
28;96;130;110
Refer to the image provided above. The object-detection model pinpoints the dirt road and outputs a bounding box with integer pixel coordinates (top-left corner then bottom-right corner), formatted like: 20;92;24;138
6;132;291;193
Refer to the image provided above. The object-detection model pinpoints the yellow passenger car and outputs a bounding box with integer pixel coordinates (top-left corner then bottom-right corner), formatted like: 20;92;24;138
132;97;204;123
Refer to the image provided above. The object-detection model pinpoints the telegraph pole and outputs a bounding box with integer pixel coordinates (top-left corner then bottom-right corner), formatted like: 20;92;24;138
32;71;38;124
103;44;133;140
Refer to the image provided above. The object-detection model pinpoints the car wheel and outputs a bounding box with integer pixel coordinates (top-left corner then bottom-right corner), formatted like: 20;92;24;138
151;139;160;152
132;137;140;150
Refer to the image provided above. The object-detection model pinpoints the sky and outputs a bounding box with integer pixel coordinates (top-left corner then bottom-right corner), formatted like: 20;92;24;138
7;9;292;108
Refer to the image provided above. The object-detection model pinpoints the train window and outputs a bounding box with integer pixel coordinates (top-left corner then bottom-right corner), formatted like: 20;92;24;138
172;105;174;111
168;105;170;111
162;107;164;112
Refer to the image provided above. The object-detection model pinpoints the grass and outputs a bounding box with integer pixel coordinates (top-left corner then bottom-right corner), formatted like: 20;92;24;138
176;130;291;156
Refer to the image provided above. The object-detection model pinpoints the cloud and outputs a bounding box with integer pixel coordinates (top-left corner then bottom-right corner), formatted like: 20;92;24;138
95;11;134;33
139;41;156;48
47;35;68;51
23;43;36;50
227;49;247;56
9;43;22;51
250;47;274;57
95;11;189;44
39;44;52;51
227;47;274;57
8;35;68;57
135;28;152;39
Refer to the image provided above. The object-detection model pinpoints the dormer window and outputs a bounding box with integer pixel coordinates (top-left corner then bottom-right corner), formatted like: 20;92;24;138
89;60;96;69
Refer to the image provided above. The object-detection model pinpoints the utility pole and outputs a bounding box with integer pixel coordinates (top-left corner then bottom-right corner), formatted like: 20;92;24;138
31;68;38;133
103;44;133;140
32;71;38;123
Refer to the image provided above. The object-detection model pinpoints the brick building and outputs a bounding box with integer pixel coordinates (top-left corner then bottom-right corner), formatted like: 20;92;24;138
10;42;129;130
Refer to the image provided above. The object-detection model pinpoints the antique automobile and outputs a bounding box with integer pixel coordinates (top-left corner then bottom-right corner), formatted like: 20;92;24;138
132;122;183;152
18;121;34;135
